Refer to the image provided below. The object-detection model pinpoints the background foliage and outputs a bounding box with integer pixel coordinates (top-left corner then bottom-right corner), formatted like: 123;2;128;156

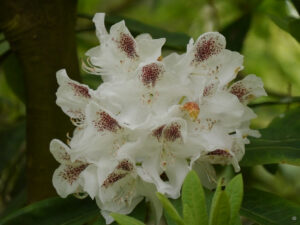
0;0;300;224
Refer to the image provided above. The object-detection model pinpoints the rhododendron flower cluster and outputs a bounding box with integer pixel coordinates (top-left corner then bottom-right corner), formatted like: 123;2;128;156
50;13;266;224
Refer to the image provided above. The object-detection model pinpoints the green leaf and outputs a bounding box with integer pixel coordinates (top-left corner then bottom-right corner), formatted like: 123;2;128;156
241;188;300;225
111;213;145;225
209;181;231;225
0;197;147;225
3;54;25;103
163;198;182;225
221;13;252;52
260;0;300;42
156;193;185;225
0;197;99;225
182;171;208;225
241;107;300;166
225;174;243;225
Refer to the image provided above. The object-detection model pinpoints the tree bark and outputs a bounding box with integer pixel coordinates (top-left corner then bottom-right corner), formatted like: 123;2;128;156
0;0;80;202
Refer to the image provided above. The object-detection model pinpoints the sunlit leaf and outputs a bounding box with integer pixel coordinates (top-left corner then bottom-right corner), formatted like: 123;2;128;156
182;171;208;225
260;0;300;42
156;193;184;225
111;213;145;225
225;174;243;225
209;181;230;225
241;107;300;166
163;198;182;225
241;188;300;225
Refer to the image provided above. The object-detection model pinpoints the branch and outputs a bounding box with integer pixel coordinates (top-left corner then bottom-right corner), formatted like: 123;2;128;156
249;96;300;108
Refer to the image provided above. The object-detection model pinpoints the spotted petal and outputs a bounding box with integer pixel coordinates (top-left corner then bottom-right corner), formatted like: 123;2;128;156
56;69;93;126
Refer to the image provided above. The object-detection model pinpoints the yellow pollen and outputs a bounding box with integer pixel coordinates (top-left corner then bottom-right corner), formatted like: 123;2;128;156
181;102;200;120
157;56;163;61
234;67;241;75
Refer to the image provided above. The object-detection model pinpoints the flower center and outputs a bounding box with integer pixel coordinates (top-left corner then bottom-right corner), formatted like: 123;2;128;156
181;102;200;120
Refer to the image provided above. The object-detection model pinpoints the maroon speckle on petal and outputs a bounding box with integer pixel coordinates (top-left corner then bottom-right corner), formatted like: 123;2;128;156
93;111;121;132
140;63;163;88
207;149;231;157
152;125;166;140
60;164;89;185
102;172;127;188
118;33;138;58
193;36;223;64
116;159;134;172
163;123;182;142
68;82;91;98
230;83;249;101
203;83;215;97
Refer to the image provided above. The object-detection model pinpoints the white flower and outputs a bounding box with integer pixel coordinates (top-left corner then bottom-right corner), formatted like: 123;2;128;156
50;13;267;224
56;69;96;127
84;13;166;82
50;139;96;198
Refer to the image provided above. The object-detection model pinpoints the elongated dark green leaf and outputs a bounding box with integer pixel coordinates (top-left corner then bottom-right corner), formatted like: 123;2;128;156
3;54;25;103
77;14;190;51
209;181;230;225
156;193;184;225
241;188;300;225
182;171;208;225
225;174;243;225
221;13;252;52
0;197;99;225
241;107;300;166
111;213;145;225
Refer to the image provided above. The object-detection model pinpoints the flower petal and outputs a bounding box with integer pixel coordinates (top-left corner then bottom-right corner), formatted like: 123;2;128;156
50;139;71;165
56;69;92;124
230;74;267;104
52;163;89;198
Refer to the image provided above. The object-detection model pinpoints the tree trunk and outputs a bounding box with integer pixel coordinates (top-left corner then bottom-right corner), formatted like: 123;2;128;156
0;0;80;202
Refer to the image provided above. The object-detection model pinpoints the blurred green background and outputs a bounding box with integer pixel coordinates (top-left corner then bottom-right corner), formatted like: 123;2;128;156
0;0;300;223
